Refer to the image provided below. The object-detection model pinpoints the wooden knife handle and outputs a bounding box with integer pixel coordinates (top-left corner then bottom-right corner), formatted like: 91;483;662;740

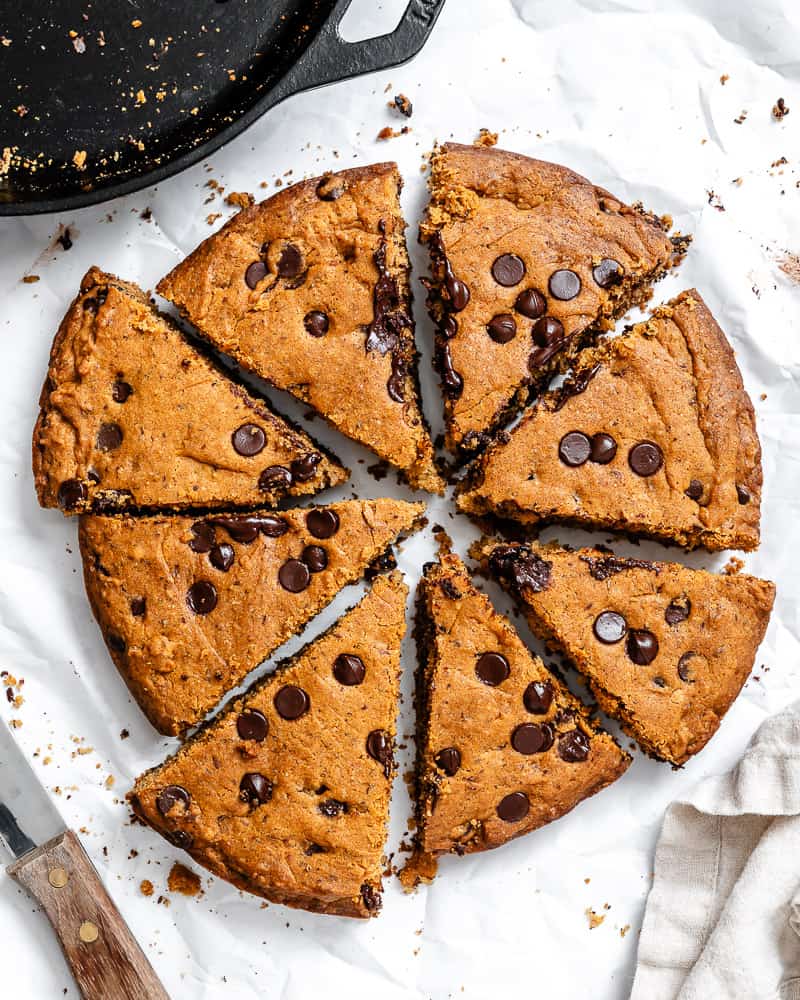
8;829;169;1000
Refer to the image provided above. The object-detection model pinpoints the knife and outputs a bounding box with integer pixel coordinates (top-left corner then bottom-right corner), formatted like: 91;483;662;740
0;721;169;999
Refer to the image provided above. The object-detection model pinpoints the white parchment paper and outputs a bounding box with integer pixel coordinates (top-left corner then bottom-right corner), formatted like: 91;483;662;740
1;1;799;997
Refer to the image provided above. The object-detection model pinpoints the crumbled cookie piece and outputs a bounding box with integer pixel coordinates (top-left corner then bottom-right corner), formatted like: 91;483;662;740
772;97;790;121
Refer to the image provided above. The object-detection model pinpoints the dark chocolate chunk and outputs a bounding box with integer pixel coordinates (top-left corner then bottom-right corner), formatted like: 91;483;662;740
496;791;530;823
360;883;382;912
130;597;146;617
627;629;659;665
511;722;554;755
259;465;293;492
112;380;132;403
291;452;322;483
685;479;704;501
277;244;303;279
489;545;552;597
96;423;123;452
678;651;701;683
156;785;190;817
434;747;461;776
306;509;340;539
665;597;691;625
245;261;267;289
236;709;268;741
628;441;663;477
581;554;659;581
333;654;366;686
186;580;218;615
302;545;327;573
590;432;617;464
559;431;592;467
548;269;581;300
592;258;623;288
232;423;266;457
736;485;751;505
475;652;510;686
523;680;554;714
189;521;215;553
57;478;87;511
437;342;464;398
209;543;234;572
366;730;393;777
274;685;310;720
557;729;591;762
593;611;627;644
304;310;329;337
240;773;273;805
319;799;348;817
107;632;126;654
170;830;193;850
278;559;311;593
515;287;546;319
491;253;526;287
487;314;517;343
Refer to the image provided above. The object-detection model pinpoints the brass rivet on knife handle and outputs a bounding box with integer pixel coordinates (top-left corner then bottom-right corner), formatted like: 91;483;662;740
79;920;99;944
48;866;68;888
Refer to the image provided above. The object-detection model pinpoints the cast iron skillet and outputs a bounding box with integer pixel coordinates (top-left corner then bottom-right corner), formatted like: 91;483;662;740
0;0;445;216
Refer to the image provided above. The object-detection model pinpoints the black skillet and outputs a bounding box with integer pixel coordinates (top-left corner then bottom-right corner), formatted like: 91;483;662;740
0;0;445;215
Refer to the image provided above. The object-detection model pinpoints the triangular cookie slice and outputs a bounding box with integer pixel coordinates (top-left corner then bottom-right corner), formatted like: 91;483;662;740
459;290;762;551
157;164;443;494
479;540;775;766
79;499;424;734
129;573;406;918
412;550;630;866
33;268;347;514
421;142;685;456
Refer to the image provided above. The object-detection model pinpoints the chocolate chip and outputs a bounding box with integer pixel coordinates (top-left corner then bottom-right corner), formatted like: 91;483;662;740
592;258;624;288
434;747;461;776
232;423;266;457
305;843;325;855
387;354;406;403
189;521;215;553
496;791;530;823
156;785;190;817
57;478;87;511
240;773;273;805
665;598;691;625
256;516;290;538
259;465;293;492
558;729;591;763
290;452;322;482
366;730;393;777
590;432;617;464
360;883;381;912
442;314;458;339
487;314;517;343
277;244;303;279
489;545;552;597
523;680;554;714
208;517;254;544
529;316;566;368
333;654;365;686
548;269;581;300
319;799;348;817
627;629;659;665
736;485;751;505
511;722;554;755
209;543;234;572
170;830;193;850
186;580;217;615
96;423;123;451
653;676;667;688
316;173;346;201
491;253;526;287
593;611;627;644
130;597;146;617
112;380;132;403
107;632;126;654
685;479;704;501
475;652;510;686
274;685;310;720
678;651;702;683
515;288;546;319
236;709;268;741
628;441;663;477
559;431;592;467
445;273;470;312
245;261;267;288
302;545;327;573
438;342;463;398
87;468;101;484
306;509;340;539
278;559;310;593
304;310;329;337
553;364;601;410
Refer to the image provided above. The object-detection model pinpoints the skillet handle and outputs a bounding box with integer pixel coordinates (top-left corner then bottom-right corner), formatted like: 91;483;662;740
270;0;447;101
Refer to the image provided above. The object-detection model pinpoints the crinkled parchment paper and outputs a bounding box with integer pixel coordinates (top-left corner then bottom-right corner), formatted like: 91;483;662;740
1;0;799;996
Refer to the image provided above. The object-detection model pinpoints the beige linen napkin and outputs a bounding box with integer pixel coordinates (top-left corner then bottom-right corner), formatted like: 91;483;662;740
630;701;800;1000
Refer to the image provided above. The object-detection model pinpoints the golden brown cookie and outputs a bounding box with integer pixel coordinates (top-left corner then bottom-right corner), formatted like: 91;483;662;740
411;551;630;867
80;499;424;734
479;540;775;766
157;163;442;494
33;268;346;514
459;290;762;551
421;142;684;455
130;573;407;919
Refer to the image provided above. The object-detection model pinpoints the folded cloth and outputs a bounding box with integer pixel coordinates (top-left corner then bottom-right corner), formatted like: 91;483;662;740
630;701;800;1000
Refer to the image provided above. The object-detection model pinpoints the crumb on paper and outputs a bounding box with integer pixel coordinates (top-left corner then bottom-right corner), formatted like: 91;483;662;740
206;212;222;226
620;924;631;938
706;190;725;212
377;126;411;141
474;128;498;147
104;775;115;790
773;97;790;121
720;73;729;85
778;252;800;283
225;191;254;209
734;110;748;125
723;556;745;575
586;907;606;929
391;93;413;118
398;851;438;892
168;862;202;897
72;149;87;171
140;879;154;897
22;275;40;284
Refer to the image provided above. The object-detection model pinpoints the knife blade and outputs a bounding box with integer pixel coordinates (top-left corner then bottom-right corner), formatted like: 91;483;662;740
0;721;169;1000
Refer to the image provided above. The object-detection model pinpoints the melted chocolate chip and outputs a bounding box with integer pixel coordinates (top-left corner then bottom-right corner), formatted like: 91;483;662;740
515;287;546;319
188;521;215;553
446;274;470;312
665;598;691;625
237;709;269;741
304;310;329;337
130;597;146;617
360;883;381;912
496;791;530;823
487;313;517;343
319;799;348;817
492;253;526;287
96;423;123;452
209;543;234;572
306;509;340;539
434;747;461;776
489;545;552;598
186;580;217;615
529;316;566;368
387;354;406;403
678;651;701;683
259;465;293;492
437;342;463;398
553;364;600;410
112;380;132;403
627;629;659;665
232;424;266;457
736;485;751;505
302;545;327;573
255;516;290;538
593;611;627;644
581;554;659;581
57;478;87;511
366;730;393;777
170;830;193;850
592;258;624;288
558;729;591;762
278;559;311;593
291;452;322;482
365;239;410;355
333;654;365;686
245;261;267;289
316;173;346;201
523;680;554;714
590;432;617;464
240;773;273;805
442;314;458;339
475;652;510;686
274;685;310;720
628;441;663;477
511;722;554;755
685;479;704;501
276;244;303;279
156;785;190;817
548;269;581;300
209;516;270;544
107;632;126;654
559;431;592;467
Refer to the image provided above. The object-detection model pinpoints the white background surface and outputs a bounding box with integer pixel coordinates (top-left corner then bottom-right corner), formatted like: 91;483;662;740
1;0;799;997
